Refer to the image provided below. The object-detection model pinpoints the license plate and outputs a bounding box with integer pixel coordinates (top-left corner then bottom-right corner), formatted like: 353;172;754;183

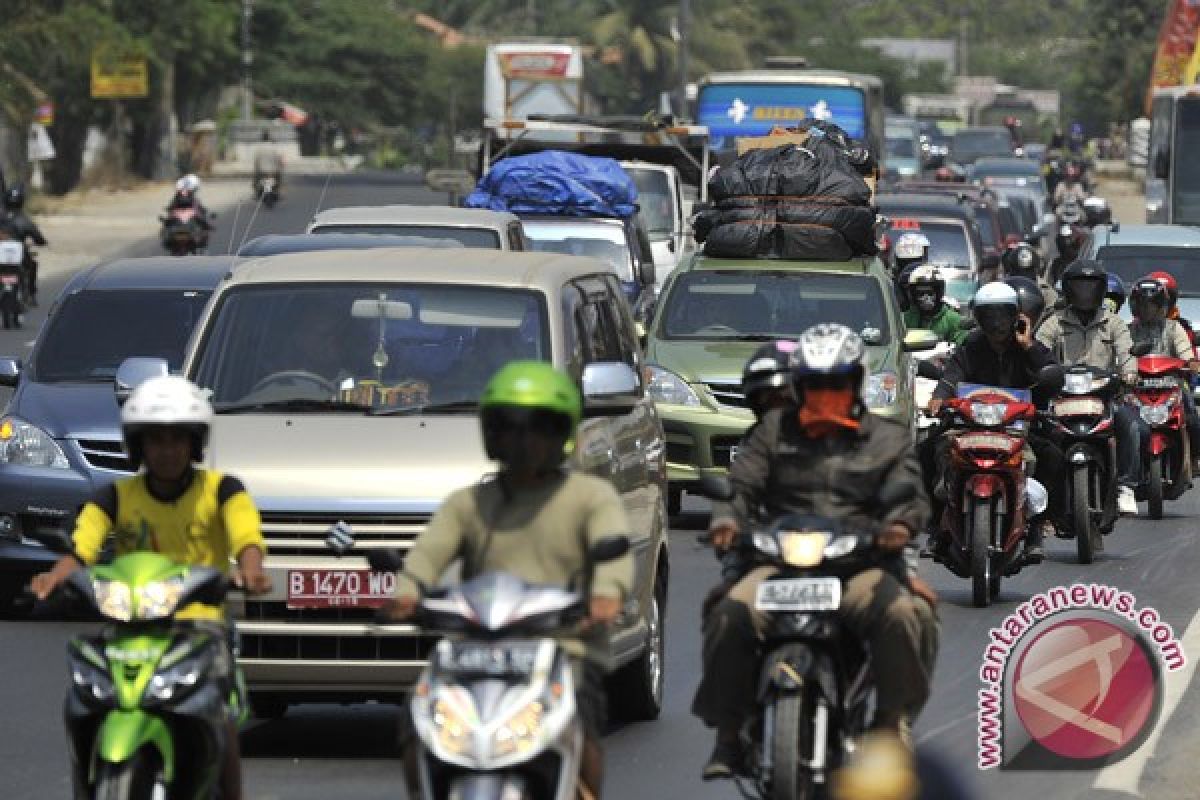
755;577;841;612
286;569;396;609
436;640;540;677
0;276;18;286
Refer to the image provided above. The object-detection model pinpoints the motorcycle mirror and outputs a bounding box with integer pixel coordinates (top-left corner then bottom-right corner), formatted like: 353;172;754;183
1129;341;1153;358
1036;364;1066;394
365;549;405;573
588;535;630;564
916;360;944;380
696;472;735;502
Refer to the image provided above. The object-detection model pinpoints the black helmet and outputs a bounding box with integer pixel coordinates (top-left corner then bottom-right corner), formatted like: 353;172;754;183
1002;243;1042;279
4;184;25;211
1130;277;1170;319
1061;259;1108;313
742;341;796;411
1005;276;1046;322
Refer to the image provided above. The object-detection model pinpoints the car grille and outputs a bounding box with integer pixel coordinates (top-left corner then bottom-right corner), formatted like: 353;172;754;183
77;439;134;473
261;511;429;555
239;617;438;662
711;435;743;469
704;382;749;409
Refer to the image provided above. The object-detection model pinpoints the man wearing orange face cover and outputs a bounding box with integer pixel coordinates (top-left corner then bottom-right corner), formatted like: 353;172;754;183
693;324;939;781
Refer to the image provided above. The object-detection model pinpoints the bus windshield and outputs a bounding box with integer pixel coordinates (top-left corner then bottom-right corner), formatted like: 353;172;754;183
1173;96;1200;225
697;83;866;152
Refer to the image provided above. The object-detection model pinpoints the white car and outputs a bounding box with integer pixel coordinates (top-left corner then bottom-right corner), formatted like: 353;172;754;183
621;160;693;282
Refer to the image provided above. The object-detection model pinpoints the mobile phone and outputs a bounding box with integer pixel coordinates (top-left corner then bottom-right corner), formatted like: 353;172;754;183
1015;318;1028;335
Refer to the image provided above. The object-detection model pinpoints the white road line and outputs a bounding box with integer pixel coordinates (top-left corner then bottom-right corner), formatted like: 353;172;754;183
1091;608;1200;794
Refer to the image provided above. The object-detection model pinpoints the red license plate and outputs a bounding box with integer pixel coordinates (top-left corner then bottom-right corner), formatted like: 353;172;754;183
286;569;396;609
0;276;18;286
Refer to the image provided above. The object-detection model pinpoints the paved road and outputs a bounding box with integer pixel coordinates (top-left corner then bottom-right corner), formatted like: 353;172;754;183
4;175;1200;799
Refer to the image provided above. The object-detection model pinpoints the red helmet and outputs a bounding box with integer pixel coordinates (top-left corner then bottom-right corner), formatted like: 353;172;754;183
1149;270;1179;308
934;166;957;182
1065;163;1081;180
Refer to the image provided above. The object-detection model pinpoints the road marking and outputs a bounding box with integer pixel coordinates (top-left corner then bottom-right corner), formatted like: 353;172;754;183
1092;605;1200;793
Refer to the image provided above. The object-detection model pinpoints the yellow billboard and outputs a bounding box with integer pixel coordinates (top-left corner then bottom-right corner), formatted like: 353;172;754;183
90;49;148;99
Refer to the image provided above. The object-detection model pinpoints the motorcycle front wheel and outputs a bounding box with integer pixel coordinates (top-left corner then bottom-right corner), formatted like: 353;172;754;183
1147;454;1165;520
771;689;817;800
93;748;165;800
970;499;993;608
1073;466;1095;564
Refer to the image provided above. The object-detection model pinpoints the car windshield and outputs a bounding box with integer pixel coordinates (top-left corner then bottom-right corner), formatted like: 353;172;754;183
886;133;916;158
1095;246;1200;295
660;271;889;343
312;224;501;248
522;220;634;282
952;131;1011;163
192;284;548;412
34;289;211;382
888;220;976;267
628;169;675;237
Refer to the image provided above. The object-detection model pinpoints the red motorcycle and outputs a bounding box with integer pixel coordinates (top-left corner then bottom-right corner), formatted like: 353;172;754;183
1132;354;1194;519
933;385;1039;607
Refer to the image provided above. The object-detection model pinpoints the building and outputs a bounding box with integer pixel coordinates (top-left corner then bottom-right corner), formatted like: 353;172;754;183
861;38;957;78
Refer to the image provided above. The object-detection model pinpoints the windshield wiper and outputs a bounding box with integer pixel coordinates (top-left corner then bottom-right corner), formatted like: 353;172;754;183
215;398;373;414
369;400;479;417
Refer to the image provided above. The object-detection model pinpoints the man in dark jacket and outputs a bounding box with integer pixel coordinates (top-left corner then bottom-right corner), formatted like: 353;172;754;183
2;184;47;306
921;282;1062;561
694;324;939;779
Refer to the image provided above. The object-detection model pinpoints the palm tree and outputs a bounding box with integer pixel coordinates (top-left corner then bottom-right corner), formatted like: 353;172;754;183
588;0;677;110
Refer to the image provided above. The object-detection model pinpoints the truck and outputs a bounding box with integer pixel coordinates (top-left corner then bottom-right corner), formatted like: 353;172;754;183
483;41;588;121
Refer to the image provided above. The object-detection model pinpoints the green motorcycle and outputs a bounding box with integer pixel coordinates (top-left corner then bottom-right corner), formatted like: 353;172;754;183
61;551;240;799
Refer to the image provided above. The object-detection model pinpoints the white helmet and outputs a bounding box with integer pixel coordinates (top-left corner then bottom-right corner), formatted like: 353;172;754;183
893;232;930;262
972;281;1019;309
972;281;1020;338
121;375;213;467
175;173;201;193
792;323;866;386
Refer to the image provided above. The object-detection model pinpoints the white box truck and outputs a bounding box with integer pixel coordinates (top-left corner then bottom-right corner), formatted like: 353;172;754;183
483;42;587;121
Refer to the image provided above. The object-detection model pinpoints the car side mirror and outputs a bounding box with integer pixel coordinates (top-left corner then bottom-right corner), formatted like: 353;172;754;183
0;356;21;387
638;258;656;287
903;329;940;353
582;362;642;417
114;357;170;406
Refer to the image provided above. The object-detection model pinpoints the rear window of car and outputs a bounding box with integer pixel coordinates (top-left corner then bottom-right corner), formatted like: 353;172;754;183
312;224;502;248
1095;246;1200;295
888;219;976;267
952;130;1012;163
34;289;211;382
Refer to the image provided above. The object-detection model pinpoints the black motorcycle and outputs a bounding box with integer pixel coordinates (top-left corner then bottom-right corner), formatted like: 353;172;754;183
1043;365;1121;563
698;476;914;800
254;175;280;209
0;239;25;329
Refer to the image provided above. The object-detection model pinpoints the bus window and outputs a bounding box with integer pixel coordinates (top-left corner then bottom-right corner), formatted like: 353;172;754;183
1172;96;1200;225
1150;96;1172;181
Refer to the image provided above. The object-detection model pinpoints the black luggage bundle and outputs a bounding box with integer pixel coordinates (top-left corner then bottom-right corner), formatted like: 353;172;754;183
694;122;879;261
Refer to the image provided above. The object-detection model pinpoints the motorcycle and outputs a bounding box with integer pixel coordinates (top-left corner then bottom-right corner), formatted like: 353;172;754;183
159;207;206;256
1044;365;1121;564
254;175;279;209
932;384;1042;607
1131;353;1194;519
696;475;916;799
57;551;238;799
343;529;630;800
0;239;25;329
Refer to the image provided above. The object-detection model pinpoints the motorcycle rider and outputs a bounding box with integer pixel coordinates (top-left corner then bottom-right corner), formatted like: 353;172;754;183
924;282;1063;561
1128;277;1200;464
380;360;634;800
253;131;285;198
1048;224;1085;286
2;183;47;307
1053;163;1088;209
1003;244;1056;318
30;375;270;800
694;323;939;778
166;173;213;244
1150;270;1198;351
892;232;931;310
904;265;967;345
1036;260;1141;516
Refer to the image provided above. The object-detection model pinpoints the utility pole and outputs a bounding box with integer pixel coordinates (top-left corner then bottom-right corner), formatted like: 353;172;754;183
241;0;254;120
959;11;968;78
678;0;690;119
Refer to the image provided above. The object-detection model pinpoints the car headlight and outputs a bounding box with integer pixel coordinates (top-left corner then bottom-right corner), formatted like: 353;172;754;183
644;365;703;407
135;577;186;620
0;417;69;468
92;579;133;622
863;371;899;409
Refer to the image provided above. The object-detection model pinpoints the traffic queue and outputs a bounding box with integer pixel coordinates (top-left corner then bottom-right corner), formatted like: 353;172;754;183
1;105;1188;800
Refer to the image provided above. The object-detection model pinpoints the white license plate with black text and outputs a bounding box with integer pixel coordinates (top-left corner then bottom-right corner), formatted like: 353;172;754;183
755;577;841;612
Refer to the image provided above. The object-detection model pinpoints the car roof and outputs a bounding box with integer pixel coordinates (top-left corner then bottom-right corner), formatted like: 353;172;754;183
237;233;465;258
955;126;1010;135
308;205;519;229
69;255;233;292
973;157;1038;170
683;255;881;275
1092;225;1200;248
518;215;627;228
877;193;979;216
223;247;612;290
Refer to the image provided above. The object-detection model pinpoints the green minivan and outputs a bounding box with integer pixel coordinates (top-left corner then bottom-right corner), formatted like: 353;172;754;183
642;254;937;512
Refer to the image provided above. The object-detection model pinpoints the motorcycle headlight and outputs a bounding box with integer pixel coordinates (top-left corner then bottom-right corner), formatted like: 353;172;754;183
970;403;1008;427
752;532;780;557
145;657;204;704
823;536;858;560
1064;373;1094;394
135;577;186;620
92;580;133;622
428;687;479;760
863;372;899;410
68;648;114;704
490;675;573;763
777;531;832;568
643;365;703;407
0;417;69;469
1140;404;1171;426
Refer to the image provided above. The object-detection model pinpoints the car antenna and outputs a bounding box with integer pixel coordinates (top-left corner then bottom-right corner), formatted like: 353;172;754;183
311;171;334;220
225;196;244;256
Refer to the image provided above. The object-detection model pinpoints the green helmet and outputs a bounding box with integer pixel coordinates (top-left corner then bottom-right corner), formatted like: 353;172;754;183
480;360;582;426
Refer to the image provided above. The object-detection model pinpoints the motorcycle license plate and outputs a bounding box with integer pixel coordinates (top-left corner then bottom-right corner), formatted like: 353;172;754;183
755;577;841;612
0;275;18;286
436;640;540;677
286;569;396;609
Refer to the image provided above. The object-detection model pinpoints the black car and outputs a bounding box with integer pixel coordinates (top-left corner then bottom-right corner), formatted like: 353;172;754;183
877;193;993;278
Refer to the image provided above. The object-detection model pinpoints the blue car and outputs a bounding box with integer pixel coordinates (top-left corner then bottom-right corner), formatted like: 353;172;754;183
0;256;231;609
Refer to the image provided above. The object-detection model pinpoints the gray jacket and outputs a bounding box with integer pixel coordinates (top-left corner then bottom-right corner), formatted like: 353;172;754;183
1036;307;1135;378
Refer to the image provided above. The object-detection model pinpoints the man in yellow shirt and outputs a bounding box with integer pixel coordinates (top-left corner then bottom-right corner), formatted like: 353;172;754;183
32;375;269;800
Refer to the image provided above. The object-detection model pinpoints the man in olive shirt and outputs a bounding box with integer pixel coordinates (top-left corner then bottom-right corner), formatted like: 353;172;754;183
383;361;633;799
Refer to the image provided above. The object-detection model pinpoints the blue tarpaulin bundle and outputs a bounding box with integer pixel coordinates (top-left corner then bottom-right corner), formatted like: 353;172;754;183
466;151;638;219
